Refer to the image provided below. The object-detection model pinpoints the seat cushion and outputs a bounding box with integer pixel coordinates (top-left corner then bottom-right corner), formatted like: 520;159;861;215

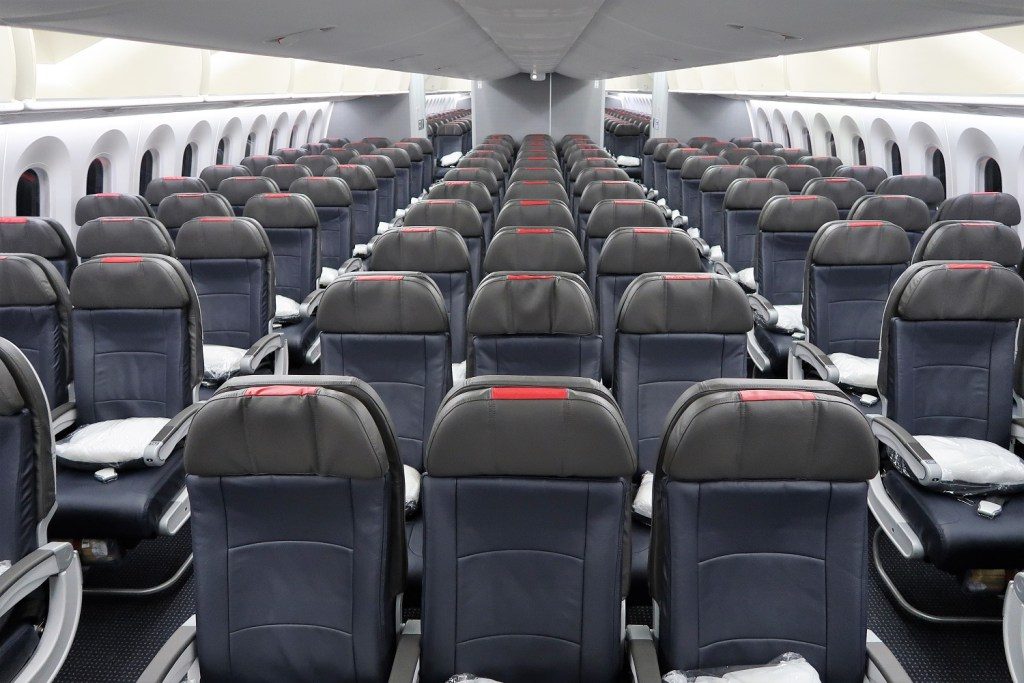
774;304;804;333
829;353;878;390
56;418;169;469
203;344;245;384
914;436;1024;487
273;295;302;323
737;267;757;291
51;450;185;539
883;470;1024;570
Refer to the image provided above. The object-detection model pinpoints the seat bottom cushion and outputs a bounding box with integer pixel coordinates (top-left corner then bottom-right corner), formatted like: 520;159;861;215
0;622;38;683
883;470;1024;570
829;353;878;390
51;450;185;540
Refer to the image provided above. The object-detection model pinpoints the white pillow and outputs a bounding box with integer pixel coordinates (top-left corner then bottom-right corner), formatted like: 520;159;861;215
616;155;641;167
633;471;654;519
404;465;421;515
446;677;502;683
452;361;467;385
274;295;302;323
56;417;170;469
916;436;1024;486
319;267;340;287
203;344;246;384
736;267;757;291
663;655;820;682
773;305;804;334
440;151;463;167
828;353;878;389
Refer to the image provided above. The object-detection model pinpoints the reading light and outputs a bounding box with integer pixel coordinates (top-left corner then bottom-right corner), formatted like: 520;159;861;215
530;67;546;82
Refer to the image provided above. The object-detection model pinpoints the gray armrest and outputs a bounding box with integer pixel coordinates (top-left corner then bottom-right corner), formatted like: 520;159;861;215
0;542;82;683
340;256;365;273
747;292;778;327
671;214;689;229
1004;573;1024;683
387;620;421;683
870;415;939;483
239;332;288;375
51;401;76;436
689;235;710;256
866;632;912;683
299;288;325;317
137;616;197;683
143;403;202;467
712;259;737;279
1012;418;1024;443
788;340;840;383
627;625;662;683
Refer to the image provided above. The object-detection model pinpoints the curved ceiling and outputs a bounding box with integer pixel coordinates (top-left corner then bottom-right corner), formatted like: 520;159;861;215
0;0;1021;80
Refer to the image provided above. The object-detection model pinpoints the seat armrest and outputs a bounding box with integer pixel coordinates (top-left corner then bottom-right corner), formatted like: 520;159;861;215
387;620;421;683
51;401;76;436
870;415;940;483
747;292;778;327
239;332;288;375
626;625;662;683
138;616;197;683
0;542;76;617
340;256;365;273
689;235;710;256
1012;418;1024;443
866;631;912;683
788;340;840;383
300;288;325;317
1004;572;1024;683
712;259;736;279
143;403;203;467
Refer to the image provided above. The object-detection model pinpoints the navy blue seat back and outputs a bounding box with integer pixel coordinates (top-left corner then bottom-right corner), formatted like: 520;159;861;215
216;176;280;216
144;176;209;212
0;255;71;407
879;262;1024;443
913;220;1022;269
243;192;320;304
377;148;413;210
76;216;175;261
802;177;867;220
155;192;234;240
585;199;668;290
74;192;154;228
358;155;398;223
185;377;405;682
69;255;201;424
176;217;274;350
317;273;451;470
466;272;601;380
756;194;840;304
848;193;932;249
615;274;751;473
698;165;755;247
767;163;821;194
664;148;701;214
239;155;284;176
804;220;910;357
434;123;464;158
325;164;379;246
404;199;484;288
678;155;724;226
290;176;353;269
421;377;635;683
0;217;77;286
426;181;493;243
874;175;945;221
652;380;879;681
722;178;789;271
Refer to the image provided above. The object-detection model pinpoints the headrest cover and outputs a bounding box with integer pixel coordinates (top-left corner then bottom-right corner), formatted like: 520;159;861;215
144;177;209;205
758;194;840;232
392;142;424;162
802;177;867;210
325;148;359;165
198;165;250;191
404;199;483;238
914;220;1022;267
216;176;280;205
578;180;646;212
699;165;756;192
574;167;630;193
504;181;571;206
325;164;378;190
659;379;877;481
75;193;152;225
426;376;635;478
653;142;684;162
834;165;888;192
723;178;789;210
77;217;175;259
643;137;678;155
740;155;786;178
240;155;284;175
890;261;1024;322
767;164;822;193
597;227;703;275
295;155;338;176
357;155;397;178
156;193;234;229
427;181;492;212
680;155;726;180
587;199;668;237
809;220;911;266
401;137;434;154
467;272;596;336
444;168;500;194
317;272;449;334
875;175;945;206
272;148;304;164
687;136;718;147
752;142;784;155
777;148;810;164
370;227;471;273
457;157;503;178
289;177;353;207
847;194;932;232
261;164;312;190
342;142;377;154
720;148;758;164
937;192;1022;226
175;217;272;260
732;137;760;147
71;253;191;309
363;137;392;148
243;192;319;229
797;156;843;177
494;200;575;233
0;253;66;306
665;148;703;170
569;158;619;182
617;273;753;334
0;217;72;258
484;227;585;274
701;141;738;155
375;148;411;168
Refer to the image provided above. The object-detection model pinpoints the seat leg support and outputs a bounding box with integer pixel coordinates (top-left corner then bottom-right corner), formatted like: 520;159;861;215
83;553;193;598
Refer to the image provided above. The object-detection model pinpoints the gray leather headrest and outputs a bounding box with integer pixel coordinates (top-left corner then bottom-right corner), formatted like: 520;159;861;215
358;155;397;178
574;167;630;195
304;143;329;155
568;158;619;183
243;192;319;229
392;142;424;162
797;156;843;177
436;123;464;136
579;180;646;212
294;155;337;176
467;150;510;173
752;142;784;155
834;165;888;192
75;193;153;225
144;176;210;206
426;376;635;478
325;148;359;165
261;164;312;191
759;194;840;232
321;137;350;147
427;181;492;212
720;148;758;164
643;137;678;155
239;155;284;175
216;176;280;206
0;253;67;307
175;217;272;260
77;217;175;259
723;178;789;210
457;157;504;179
484;226;585;274
289;177;353;207
654;142;684;162
809;220;911;266
701;141;737;155
0;216;74;259
467;272;596;336
597;227;703;275
401;137;433;154
404;199;483;238
317;272;449;334
767;164;821;193
494;199;575;233
802;177;867;210
847;194;932;232
665;148;703;170
376;148;411;169
937;192;1022;226
370;227;471;273
660;379;878;482
198;165;250;191
688;136;717;147
913;220;1022;267
699;165;756;192
731;137;760;146
363;137;393;148
890;261;1024;322
875;175;945;207
680;155;726;180
508;168;563;189
325;164;378;190
272;148;305;164
740;155;786;178
777;148;810;164
504;181;570;206
587;199;668;237
443;168;500;194
156;192;234;229
342;141;377;154
617;273;752;334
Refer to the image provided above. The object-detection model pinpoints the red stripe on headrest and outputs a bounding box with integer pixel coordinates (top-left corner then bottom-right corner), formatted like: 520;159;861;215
445;181;471;186
200;217;234;222
101;256;143;263
94;193;121;198
507;274;555;280
962;221;994;227
355;274;405;280
740;390;816;401
663;273;710;280
946;263;991;270
972;192;999;195
263;193;290;198
100;217;137;222
519;200;551;206
516;228;554;234
526;157;549;160
521;181;551;185
848;221;883;227
490;387;569;400
522;167;549;171
162;176;188;180
402;227;437;232
427;200;457;204
613;200;644;205
0;217;27;224
824;178;850;183
789;196;819;201
176;193;205;197
243;386;317;397
633;228;670;234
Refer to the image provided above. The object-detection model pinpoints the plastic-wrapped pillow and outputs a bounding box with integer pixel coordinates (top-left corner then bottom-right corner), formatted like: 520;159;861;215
773;304;804;334
203;344;246;384
617;155;641;167
274;295;302;323
828;353;878;389
633;471;654;520
452;361;467;385
404;465;421;516
446;676;502;683
913;436;1024;492
56;417;170;470
662;653;820;682
736;268;757;291
319;267;340;287
440;151;463;167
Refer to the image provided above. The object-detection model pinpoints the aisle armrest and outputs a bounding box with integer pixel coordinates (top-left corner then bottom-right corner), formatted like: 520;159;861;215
51;401;76;436
387;620;421;683
747;293;778;327
300;289;325;317
788;340;840;383
870;416;938;483
866;631;912;683
627;625;662;683
143;403;202;467
137;616;197;683
239;332;288;375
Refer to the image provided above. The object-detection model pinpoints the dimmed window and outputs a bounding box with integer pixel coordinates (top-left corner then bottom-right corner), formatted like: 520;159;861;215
15;169;41;216
139;150;155;195
86;158;105;195
889;143;902;175
983;158;1002;192
931;149;946;193
181;143;196;176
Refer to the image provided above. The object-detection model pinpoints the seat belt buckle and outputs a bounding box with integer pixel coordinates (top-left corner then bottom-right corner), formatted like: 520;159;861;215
94;467;118;484
978;497;1006;519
